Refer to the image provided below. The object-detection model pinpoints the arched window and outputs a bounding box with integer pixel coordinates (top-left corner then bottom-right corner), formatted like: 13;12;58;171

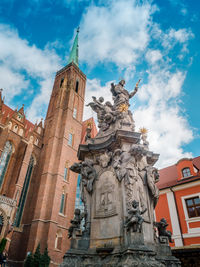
75;80;79;93
15;155;35;227
0;141;13;187
0;215;3;235
55;230;62;250
182;167;191;178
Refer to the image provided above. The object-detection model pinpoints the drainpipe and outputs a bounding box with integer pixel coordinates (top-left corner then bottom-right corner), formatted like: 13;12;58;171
170;187;185;246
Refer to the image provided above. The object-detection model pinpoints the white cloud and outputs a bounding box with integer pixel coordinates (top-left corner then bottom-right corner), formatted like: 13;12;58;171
79;0;154;68
0;23;61;121
145;49;162;64
83;78;113;122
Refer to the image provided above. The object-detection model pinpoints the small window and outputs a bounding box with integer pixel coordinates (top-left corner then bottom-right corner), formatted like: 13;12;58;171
75;80;79;93
13;125;18;133
55;230;62;250
59;193;66;214
182;167;191;178
73;108;77;119
185;197;200;218
64;167;68;181
60;78;64;88
68;133;73;146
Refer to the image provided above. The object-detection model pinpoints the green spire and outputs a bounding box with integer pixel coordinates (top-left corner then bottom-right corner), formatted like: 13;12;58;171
68;27;79;67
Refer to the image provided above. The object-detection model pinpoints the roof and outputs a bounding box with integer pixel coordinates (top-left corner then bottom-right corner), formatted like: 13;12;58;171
1;103;35;137
158;156;200;189
81;117;98;144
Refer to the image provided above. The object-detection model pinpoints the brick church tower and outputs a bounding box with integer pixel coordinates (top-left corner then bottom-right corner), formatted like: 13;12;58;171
6;29;87;265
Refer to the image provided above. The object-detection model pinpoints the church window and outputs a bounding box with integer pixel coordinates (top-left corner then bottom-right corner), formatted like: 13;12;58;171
8;121;12;130
34;139;39;146
185;196;200;218
37;127;41;134
13;125;18;133
75;80;79;93
64;162;69;181
182;167;191;178
0;215;3;235
60;78;64;88
73;108;77;119
68;133;73;146
15;155;35;227
55;230;62;250
59;193;67;214
19;128;24;136
0;141;13;188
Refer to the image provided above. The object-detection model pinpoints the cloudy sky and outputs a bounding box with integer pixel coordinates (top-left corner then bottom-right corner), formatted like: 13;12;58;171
0;0;199;168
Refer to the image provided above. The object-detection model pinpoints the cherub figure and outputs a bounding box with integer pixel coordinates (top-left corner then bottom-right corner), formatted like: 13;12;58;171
124;200;147;232
68;209;85;238
154;218;173;243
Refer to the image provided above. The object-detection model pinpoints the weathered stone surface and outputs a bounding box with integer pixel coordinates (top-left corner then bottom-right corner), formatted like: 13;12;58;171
61;79;181;267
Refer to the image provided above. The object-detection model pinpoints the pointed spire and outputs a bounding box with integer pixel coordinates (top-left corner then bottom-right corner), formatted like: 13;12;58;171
68;27;79;67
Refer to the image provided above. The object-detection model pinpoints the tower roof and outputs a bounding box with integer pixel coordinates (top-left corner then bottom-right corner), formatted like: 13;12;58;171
68;28;79;67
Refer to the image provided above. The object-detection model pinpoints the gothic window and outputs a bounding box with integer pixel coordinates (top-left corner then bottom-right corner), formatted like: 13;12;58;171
0;141;13;188
18;128;24;136
34;138;39;146
8;121;12;130
0;215;3;235
185;197;200;218
13;125;18;133
37;127;41;134
75;80;79;93
60;78;64;88
73;108;77;119
15;155;35;227
68;133;73;146
59;193;67;214
182;167;191;178
55;230;62;250
64;162;69;181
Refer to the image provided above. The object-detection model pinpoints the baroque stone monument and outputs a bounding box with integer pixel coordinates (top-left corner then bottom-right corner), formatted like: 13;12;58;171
61;80;180;266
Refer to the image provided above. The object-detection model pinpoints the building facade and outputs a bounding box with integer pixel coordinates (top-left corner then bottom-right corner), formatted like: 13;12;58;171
155;157;200;266
0;31;88;266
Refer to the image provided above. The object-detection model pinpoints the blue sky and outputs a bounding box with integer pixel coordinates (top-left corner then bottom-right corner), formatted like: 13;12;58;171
0;0;199;168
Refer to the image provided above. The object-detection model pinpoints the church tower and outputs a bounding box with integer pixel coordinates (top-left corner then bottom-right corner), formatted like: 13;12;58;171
9;29;86;265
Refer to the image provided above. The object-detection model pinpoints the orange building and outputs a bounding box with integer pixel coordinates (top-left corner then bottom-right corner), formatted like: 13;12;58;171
0;30;96;266
155;156;200;266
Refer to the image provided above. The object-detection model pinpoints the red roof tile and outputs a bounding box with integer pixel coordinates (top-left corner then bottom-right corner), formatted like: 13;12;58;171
1;103;34;137
158;156;200;189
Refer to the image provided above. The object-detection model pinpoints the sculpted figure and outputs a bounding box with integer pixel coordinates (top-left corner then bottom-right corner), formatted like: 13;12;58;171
86;97;105;128
124;200;147;232
110;79;140;108
68;209;85;238
154;218;173;243
70;160;97;197
97;151;112;168
146;166;159;207
113;149;123;181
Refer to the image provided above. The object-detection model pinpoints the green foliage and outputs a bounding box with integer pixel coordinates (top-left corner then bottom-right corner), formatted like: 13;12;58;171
32;244;41;267
27;244;51;267
0;238;7;253
41;247;51;267
24;252;33;267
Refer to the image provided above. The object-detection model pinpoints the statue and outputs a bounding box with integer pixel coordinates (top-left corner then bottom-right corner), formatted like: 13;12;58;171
146;166;159;207
68;209;85;238
70;160;97;197
110;79;140;108
124;200;147;232
154;218;173;243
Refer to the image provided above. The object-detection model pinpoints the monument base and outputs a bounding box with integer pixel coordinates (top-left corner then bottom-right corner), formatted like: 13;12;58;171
60;245;181;267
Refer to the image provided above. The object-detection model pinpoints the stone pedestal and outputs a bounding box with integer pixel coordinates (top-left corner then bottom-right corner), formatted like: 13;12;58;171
61;80;180;266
